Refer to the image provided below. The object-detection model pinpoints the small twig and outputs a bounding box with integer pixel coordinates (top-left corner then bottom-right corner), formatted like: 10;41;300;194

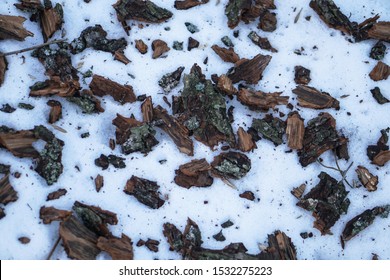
0;39;67;57
316;159;340;172
221;177;237;189
294;8;303;24
317;156;355;188
46;236;61;260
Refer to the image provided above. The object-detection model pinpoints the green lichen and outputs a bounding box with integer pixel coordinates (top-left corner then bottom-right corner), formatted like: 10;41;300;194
121;124;158;154
251;116;286;146
185;22;199;34
35;138;63;185
67;94;99;114
18;103;35;110
172;41;184;51
221;36;234;47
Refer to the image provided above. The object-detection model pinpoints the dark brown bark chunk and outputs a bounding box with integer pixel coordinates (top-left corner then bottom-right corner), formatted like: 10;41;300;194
372;150;390;166
227;54;272;84
370;87;389;104
95;174;104;192
239;191;255;201
216;75;238;96
97;234;134;260
40;206;72;224
369;61;390;81
0;175;18;206
237;127;257;152
135;39;148;54
0;56;7;87
291;184;306;199
141;97;154;123
47;100;62;124
292;85;340;110
211;151;251;180
294;66;311;85
152;39;170;59
259;10;277;32
29;79;78;98
159;66;185;93
367;22;390;43
174;0;209;10
89;75;135;104
46;188;67;201
18;237;31;244
188;37;199;51
0;129;40;158
124;176;165;209
355;166;378;192
174;159;214;188
0;15;33;41
237;88;288;111
40;3;63;42
286;112;305;150
211;45;240;63
248;31;277;52
367;128;389;166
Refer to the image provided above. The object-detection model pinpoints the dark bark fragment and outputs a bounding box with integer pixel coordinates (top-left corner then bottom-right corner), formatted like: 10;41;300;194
296;172;350;235
152;39;170;59
370;41;386;60
95;174;104;192
367;128;389;166
18;103;34;110
158;66;185;93
369;61;390;81
215;75;238;97
40;2;63;42
239;191;255;201
335;141;350;161
144;239;160;252
355;166;378;192
174;0;209;10
0;175;18;206
0;56;7;86
291;184;306;199
174;158;213;188
298;113;347;167
341;206;390;248
251;115;286;146
0;129;39;158
0;207;5;219
0;104;16;113
372;151;390;166
188;37;199;51
30;79;78;98
227;54;272;84
221;36;234;47
259;10;277;32
141;97;154;123
237;88;288;111
292;85;339;110
0;163;10;174
213;230;226;242
0;15;33;41
211;151;251;180
367;22;390;43
89;75;136;104
46;188;67;201
39;206;72;224
47;100;62;124
124;176;165;209
286;112;305;150
135;39;148;54
14;0;43;20
248;31;277;52
18;237;31;244
67;90;105;114
237;127;257;152
59;215;100;260
97;234;134;260
211;45;240;63
185;22;199;34
225;0;252;29
294;66;311;85
371;87;389;104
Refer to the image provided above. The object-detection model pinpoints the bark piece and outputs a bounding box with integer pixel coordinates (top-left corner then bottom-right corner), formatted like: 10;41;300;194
370;41;386;60
18;103;34;110
89;75;136;104
213;230;226;242
124;176;165;209
188;37;199;51
372;150;390;166
46;188;67;201
0;56;7;87
135;39;148;54
39;206;72;224
294;66;311;85
356;166;378;192
298;113;347;167
0;129;39;158
40;2;63;42
211;45;240;63
367;22;390;43
227;54;272;84
216;75;238;96
67;89;104;114
18;237;31;244
47;100;62;124
259;10;277;32
292;85;340;110
239;191;255;201
291;184;306;199
371;87;389;104
296;172;350;235
0;175;18;206
159;66;185;93
174;0;209;10
286;112;305;150
174;158;213;188
237;88;288;111
221;220;234;228
142;239;160;252
185;22;199;34
0;15;33;41
153;105;194;156
29;79;78;98
211;151;251;180
97;234;133;260
152;39;170;59
341;206;390;248
0;104;16;113
237;127;257;152
251;115;286;146
367;128;389;166
0;163;10;174
14;0;43;18
59;215;100;260
95;174;104;192
248;31;277;52
0;207;5;219
369;61;390;81
141;97;153;123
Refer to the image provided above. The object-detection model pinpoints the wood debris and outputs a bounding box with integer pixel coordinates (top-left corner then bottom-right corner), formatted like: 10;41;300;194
0;15;33;41
237;127;257;152
227;54;272;84
296;172;350;235
46;188;67;201
370;41;386;60
135;39;148;54
94;154;126;169
298;113;347;167
367;22;390;43
251;114;286;146
174;0;209;10
141;97;153;123
367;128;389;166
89;75;136;104
152;39;170;59
95;174;104;192
174;158;213;188
248;31;277;52
158;66;185;93
371;87;389;104
215;75;238;97
211;151;251;180
239;191;255;201
286;112;305;150
237;88;288;111
355;166;378;192
0;174;18;212
0;163;10;174
67;90;105;114
188;37;199;51
341;205;390;248
294;66;311;85
40;206;72;224
259;10;277;32
292;85;340;110
40;1;63;42
369;61;390;81
0;56;7;87
137;238;160;252
211;45;240;63
18;237;31;244
97;234;134;260
47;100;62;124
291;184;306;199
124;176;165;209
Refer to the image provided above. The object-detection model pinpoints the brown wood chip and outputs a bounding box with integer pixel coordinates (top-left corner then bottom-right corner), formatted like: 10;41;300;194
356;166;378;192
0;15;33;41
228;54;272;84
135;39;148;54
141;96;154;123
97;234;134;260
368;21;390;43
292;85;340;110
95;174;104;192
188;37;200;51
47;100;62;124
40;206;72;224
369;61;390;81
372;150;390;166
29;78;79;98
46;188;67;201
124;175;165;209
291;184;306;199
239;191;255;201
152;39;170;59
40;5;63;42
18;237;31;244
237;88;288;111
0;130;39;158
211;45;240;63
174;158;213;188
216;75;238;96
0;174;18;205
0;56;7;86
237;127;257;152
174;0;209;10
286;112;305;150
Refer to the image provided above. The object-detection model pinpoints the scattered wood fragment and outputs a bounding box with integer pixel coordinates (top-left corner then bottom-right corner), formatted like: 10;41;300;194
0;163;10;174
95;175;104;192
174;158;213;188
40;2;63;42
159;66;185;93
251;114;286;146
135;39;148;54
237;88;288;111
292;85;340;110
211;45;240;63
370;41;386;60
46;188;67;201
138;238;160;252
188;37;199;51
0;15;33;41
221;220;234;228
211;151;251;180
152;39;170;58
174;0;209;10
286;112;305;150
355;166;378;192
0;129;39;158
248;31;277;52
216;75;238;96
237;127;257;152
94;154;126;170
371;87;389;104
367;128;389;166
239;191;255;201
294;66;311;85
90;75;136;104
0;56;7;86
40;206;72;224
18;237;31;244
29;78;78;98
0;174;18;207
367;22;390;43
259;10;277;32
124;176;165;209
291;184;306;199
0;207;5;219
372;151;390;166
227;54;272;84
213;230;226;241
369;61;390;81
67;90;105;114
47;100;62;124
97;234;134;260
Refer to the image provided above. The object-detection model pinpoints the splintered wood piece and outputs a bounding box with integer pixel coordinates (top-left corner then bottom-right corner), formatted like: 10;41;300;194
174;158;213;188
144;239;159;252
356;166;378;192
95;174;104;192
248;31;277;52
211;45;240;63
369;61;390;81
372;150;390;166
29;79;78;98
59;215;100;260
211;151;251;180
237;127;257;152
114;50;130;65
135;39;148;54
0;56;6;86
259;10;277;32
124;175;165;209
0;15;33;41
225;0;273;29
40;4;63;42
237;88;288;111
216;75;238;96
292;85;340;110
47;100;62;124
0;175;18;205
153;105;194;156
259;231;297;260
286;112;305;150
46;188;67;201
227;54;272;84
367;22;390;43
89;75;136;104
39;206;72;224
291;184;306;199
175;0;209;10
97;234;134;260
0;130;39;158
152;39;170;59
141;97;153;123
188;37;199;51
239;191;255;201
294;66;311;85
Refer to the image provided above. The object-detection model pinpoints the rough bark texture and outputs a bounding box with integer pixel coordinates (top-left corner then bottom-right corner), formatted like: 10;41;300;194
369;61;390;81
355;166;378;192
40;3;63;42
0;56;7;87
211;151;251;180
367;128;389;166
259;10;277;32
211;45;240;63
46;188;67;201
39;206;72;224
152;39;170;59
97;234;134;260
294;66;311;85
237;88;288;111
286;112;305;150
95;174;104;192
0;15;33;41
248;31;277;52
293;85;339;110
370;87;389;104
227;54;272;84
174;0;209;10
47;100;62;124
174;158;213;188
90;75;136;104
216;75;238;96
367;22;390;43
0;174;18;206
237;127;257;152
251;115;286;146
124;175;165;209
158;66;185;93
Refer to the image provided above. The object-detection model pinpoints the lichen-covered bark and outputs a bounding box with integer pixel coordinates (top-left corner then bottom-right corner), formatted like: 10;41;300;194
211;151;251;180
211;45;240;63
124;176;165;209
369;61;390;81
174;158;213;188
39;206;72;224
251;114;286;146
158;66;185;93
227;54;271;84
286;112;305;150
0;56;7;87
97;234;134;260
355;166;378;192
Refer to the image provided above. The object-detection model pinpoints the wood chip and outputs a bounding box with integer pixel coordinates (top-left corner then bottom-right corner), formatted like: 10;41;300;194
124;175;165;209
216;75;238;96
135;39;148;54
286;112;305;150
291;184;306;199
0;56;7;86
0;15;33;41
46;188;67;201
97;234;134;260
40;206;72;224
367;21;390;43
211;151;251;180
239;191;255;201
188;37;199;51
237;127;257;152
174;0;209;10
248;31;277;52
294;66;311;85
293;85;340;110
237;88;288;111
259;10;277;32
47;100;62;124
95;174;104;192
152;39;170;59
174;158;213;188
40;3;63;42
18;237;31;244
0;129;40;158
356;166;378;192
0;174;18;205
372;150;390;166
211;45;240;63
227;54;272;84
369;61;390;81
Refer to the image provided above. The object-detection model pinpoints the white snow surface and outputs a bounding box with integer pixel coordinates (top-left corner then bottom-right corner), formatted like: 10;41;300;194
0;0;389;260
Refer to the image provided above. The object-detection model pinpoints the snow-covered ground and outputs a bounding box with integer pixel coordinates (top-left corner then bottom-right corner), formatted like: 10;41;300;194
0;0;389;260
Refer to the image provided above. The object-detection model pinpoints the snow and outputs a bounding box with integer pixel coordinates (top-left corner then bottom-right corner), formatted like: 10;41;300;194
0;0;389;260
